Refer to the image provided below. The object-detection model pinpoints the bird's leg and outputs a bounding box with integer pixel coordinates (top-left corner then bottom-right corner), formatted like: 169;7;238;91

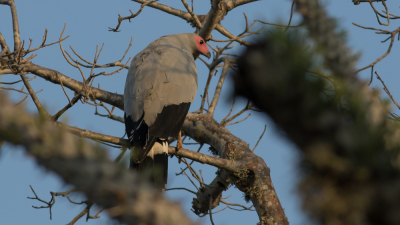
177;131;183;150
176;131;183;164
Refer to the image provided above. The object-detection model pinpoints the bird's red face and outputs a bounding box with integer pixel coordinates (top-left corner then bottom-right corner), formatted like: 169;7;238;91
195;36;211;59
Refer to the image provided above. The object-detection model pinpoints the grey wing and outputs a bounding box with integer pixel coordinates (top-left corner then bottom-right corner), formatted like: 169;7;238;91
124;48;165;123
143;46;198;126
124;45;197;141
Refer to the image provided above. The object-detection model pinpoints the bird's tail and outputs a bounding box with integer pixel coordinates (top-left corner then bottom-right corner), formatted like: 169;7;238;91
131;140;168;191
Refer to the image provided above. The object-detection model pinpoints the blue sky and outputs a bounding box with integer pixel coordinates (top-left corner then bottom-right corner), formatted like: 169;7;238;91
1;1;399;225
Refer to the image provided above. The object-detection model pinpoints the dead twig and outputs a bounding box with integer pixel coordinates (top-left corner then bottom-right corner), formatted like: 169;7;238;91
109;0;158;32
253;125;267;152
181;0;202;28
209;196;215;225
353;23;400;73
27;185;78;220
165;187;197;195
221;199;255;211
369;0;390;26
208;57;231;116
375;71;400;110
60;80;72;106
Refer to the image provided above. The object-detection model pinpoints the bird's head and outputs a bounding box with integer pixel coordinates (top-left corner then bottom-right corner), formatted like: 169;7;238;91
194;36;211;59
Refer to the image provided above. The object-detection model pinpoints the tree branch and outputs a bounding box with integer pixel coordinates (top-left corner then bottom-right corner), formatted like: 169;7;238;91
19;72;50;117
208;57;231;116
182;113;288;224
199;0;223;40
0;93;194;225
20;62;124;109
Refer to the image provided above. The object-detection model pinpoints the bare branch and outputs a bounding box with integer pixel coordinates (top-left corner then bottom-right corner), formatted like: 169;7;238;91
252;125;266;152
221;96;236;124
109;0;158;32
60;80;72;106
209;196;215;225
133;0;194;24
369;0;390;26
0;86;29;94
19;72;50;117
256;20;303;28
199;0;223;40
52;93;82;121
165;187;197;195
69;38;132;70
220;101;252;126
352;23;400;73
375;71;400;110
0;75;36;85
353;0;386;5
208;57;231;116
67;206;90;225
225;113;250;126
27;185;56;219
215;24;251;46
6;0;21;52
183;114;288;224
20;62;124;109
181;0;202;28
59;122;130;147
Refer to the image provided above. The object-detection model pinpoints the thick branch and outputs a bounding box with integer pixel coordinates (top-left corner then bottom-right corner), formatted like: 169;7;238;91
0;93;193;225
296;0;356;79
182;113;288;225
235;13;400;224
199;0;223;40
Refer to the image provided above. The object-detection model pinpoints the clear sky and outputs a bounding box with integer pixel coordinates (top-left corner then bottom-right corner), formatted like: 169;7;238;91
1;1;399;225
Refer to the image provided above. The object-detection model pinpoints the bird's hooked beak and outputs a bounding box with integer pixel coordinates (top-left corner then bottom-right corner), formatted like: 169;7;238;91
204;51;211;59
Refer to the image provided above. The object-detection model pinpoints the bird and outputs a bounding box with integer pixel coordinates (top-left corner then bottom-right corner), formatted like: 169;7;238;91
124;33;211;191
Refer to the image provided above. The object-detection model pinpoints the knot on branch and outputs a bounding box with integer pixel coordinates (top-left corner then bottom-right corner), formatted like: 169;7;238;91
192;192;222;215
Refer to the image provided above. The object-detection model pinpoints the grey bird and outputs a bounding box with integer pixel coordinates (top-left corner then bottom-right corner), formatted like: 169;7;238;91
124;33;211;190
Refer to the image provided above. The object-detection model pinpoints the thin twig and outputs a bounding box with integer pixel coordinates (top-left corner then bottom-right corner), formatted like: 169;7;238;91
180;169;199;191
375;71;400;110
60;80;72;106
253;125;267;152
175;144;204;175
226;113;251;126
15;94;28;105
208;57;231;116
19;72;49;117
109;0;158;32
181;0;202;28
221;199;255;211
353;23;400;73
209;196;215;225
165;187;197;195
369;0;390;26
284;0;296;32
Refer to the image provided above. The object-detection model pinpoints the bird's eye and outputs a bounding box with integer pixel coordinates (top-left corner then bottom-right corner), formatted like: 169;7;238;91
199;40;204;45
